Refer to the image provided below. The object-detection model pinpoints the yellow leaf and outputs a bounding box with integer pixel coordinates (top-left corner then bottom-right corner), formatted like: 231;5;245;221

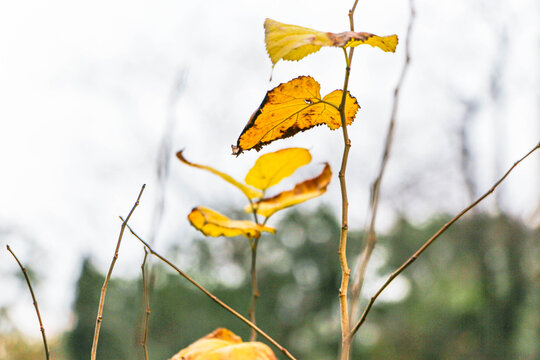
177;151;262;199
188;206;275;238
245;148;312;190
232;76;359;155
265;18;398;67
170;328;277;360
246;163;332;218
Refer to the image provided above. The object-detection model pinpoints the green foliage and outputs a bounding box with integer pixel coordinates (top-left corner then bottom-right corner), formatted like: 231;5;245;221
66;259;141;360
0;335;68;360
63;208;540;360
362;214;540;360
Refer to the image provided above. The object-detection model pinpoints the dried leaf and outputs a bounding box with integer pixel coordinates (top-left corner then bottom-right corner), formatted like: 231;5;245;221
170;328;277;360
177;151;262;199
232;76;358;155
246;163;332;218
265;18;398;67
245;148;312;190
188;206;275;238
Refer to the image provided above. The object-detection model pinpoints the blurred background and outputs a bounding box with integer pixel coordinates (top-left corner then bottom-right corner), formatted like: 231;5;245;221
1;0;539;359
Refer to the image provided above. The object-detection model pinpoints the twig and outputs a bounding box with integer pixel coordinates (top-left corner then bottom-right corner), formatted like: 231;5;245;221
337;48;353;360
247;202;264;341
336;2;360;360
124;221;297;360
140;248;151;360
90;184;146;360
349;141;540;339
248;237;260;341
150;71;186;245
6;245;50;360
349;0;416;324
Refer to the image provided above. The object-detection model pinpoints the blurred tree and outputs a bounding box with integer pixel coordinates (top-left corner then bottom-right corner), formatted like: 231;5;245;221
362;214;540;359
67;259;140;360
65;206;539;359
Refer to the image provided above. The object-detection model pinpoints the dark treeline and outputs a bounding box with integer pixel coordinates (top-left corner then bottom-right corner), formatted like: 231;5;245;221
61;206;540;359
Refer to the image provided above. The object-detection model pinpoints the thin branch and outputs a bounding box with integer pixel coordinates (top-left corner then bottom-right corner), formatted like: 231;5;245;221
246;202;270;341
349;141;540;339
348;0;359;31
124;221;297;360
91;184;146;360
150;71;186;245
248;237;260;341
349;0;416;324
6;245;50;360
457;98;480;204
247;199;261;341
337;47;353;360
336;2;360;358
140;248;151;360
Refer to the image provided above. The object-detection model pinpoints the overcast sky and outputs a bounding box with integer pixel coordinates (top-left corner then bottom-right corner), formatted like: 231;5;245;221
1;0;539;337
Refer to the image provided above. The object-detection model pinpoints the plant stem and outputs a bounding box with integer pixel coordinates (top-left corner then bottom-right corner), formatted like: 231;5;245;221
248;237;260;341
140;248;151;360
349;141;540;338
6;245;50;360
91;184;146;360
247;200;262;341
337;49;352;360
337;3;359;359
349;0;416;324
124;221;297;360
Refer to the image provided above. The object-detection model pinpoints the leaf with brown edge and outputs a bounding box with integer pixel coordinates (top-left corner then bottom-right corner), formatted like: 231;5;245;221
245;147;312;190
169;328;278;360
232;76;359;155
246;163;332;218
188;206;275;239
177;150;262;199
264;18;398;67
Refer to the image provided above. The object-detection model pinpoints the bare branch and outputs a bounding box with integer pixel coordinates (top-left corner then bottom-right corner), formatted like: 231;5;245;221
6;245;50;360
150;71;186;245
91;184;146;360
336;2;361;359
349;0;416;324
349;141;540;339
248;237;260;341
124;221;297;360
140;248;151;360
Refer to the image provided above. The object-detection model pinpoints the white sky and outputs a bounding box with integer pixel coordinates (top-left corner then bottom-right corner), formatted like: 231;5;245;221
1;0;539;337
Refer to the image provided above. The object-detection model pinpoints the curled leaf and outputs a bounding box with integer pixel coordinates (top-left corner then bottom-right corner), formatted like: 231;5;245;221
232;76;358;155
265;18;398;67
177;151;262;199
245;147;312;190
246;163;332;218
170;328;278;360
188;206;275;238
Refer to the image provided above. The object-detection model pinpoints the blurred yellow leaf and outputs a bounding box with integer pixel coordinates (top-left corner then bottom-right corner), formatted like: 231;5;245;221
177;151;262;199
245;148;312;190
246;163;332;218
232;76;358;155
170;328;278;360
188;206;275;238
265;18;398;67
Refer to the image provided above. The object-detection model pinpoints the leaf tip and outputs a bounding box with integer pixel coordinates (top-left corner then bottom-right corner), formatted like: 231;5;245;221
231;145;242;156
176;149;190;164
